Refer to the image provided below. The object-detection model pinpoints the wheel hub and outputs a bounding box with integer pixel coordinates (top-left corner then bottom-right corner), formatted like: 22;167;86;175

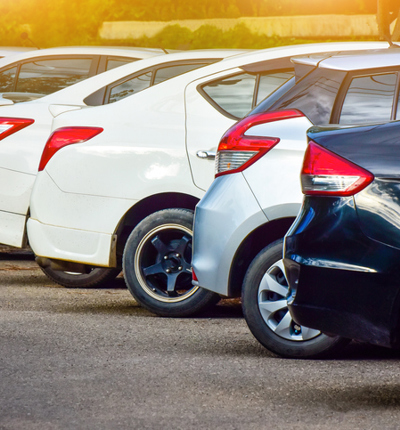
163;253;183;273
133;222;200;303
257;258;321;341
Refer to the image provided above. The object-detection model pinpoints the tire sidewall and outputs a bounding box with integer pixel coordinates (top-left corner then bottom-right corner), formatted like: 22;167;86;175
242;238;344;358
40;266;120;288
123;208;218;317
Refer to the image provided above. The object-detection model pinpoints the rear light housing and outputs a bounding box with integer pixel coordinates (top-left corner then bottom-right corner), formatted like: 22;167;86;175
0;117;34;140
301;141;374;196
215;110;303;177
38;126;103;171
192;268;199;285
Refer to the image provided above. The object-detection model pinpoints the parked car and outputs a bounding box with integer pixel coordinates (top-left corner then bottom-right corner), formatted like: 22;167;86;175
0;46;167;105
284;120;400;355
0;49;244;286
192;47;400;357
0;47;37;59
26;42;387;317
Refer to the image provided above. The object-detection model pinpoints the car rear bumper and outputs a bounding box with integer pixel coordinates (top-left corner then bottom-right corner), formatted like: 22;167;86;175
27;218;116;267
27;171;136;267
285;196;400;349
192;173;268;296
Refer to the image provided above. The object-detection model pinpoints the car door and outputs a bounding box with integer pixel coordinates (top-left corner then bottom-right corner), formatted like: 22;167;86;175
185;68;294;191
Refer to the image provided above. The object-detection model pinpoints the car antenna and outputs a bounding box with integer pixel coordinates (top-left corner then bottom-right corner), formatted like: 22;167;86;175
21;32;40;50
160;47;169;54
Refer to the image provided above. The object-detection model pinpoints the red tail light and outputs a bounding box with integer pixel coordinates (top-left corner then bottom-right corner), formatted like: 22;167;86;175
215;110;303;177
192;268;198;283
38;126;103;172
0;117;34;141
301;141;374;196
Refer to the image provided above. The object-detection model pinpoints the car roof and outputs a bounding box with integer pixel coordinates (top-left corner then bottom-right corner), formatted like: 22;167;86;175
0;47;37;59
152;42;390;86
0;47;37;52
50;42;390;96
0;46;166;68
6;43;390;108
293;47;400;71
14;48;249;104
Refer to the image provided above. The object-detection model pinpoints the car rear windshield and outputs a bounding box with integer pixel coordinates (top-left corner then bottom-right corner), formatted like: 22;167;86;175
254;68;346;125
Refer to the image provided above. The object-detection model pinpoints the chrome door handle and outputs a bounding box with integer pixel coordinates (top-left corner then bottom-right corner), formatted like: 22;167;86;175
196;150;216;159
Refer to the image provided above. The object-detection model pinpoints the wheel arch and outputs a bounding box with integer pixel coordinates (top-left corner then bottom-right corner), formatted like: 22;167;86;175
114;192;200;261
227;217;296;297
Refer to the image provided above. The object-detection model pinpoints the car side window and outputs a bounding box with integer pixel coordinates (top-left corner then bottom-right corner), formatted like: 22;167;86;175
106;57;137;71
108;71;152;103
202;73;257;119
256;71;294;105
339;73;397;124
153;63;208;85
103;62;214;105
0;66;17;92
16;58;92;95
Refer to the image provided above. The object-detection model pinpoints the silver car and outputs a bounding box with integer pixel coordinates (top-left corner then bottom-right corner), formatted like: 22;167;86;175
192;47;400;358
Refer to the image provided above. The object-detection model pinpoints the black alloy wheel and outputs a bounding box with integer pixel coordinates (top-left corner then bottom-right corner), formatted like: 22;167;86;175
123;208;219;317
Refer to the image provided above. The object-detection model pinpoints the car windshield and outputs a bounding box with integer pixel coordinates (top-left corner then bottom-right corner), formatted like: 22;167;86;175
254;68;346;125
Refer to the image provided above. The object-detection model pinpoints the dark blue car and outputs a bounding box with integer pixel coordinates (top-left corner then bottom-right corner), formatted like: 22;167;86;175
284;120;400;355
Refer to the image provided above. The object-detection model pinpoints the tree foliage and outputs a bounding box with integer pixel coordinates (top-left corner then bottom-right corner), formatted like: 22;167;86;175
0;0;379;48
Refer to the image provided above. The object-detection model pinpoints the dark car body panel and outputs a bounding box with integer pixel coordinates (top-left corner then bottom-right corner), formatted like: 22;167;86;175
285;121;400;348
307;122;400;178
308;122;400;248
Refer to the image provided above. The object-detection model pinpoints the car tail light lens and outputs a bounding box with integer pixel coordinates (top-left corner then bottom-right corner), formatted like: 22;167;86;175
301;141;374;196
38;126;103;171
0;117;34;140
215;110;303;177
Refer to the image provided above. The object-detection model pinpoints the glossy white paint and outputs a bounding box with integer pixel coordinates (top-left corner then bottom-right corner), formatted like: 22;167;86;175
0;49;245;247
0;47;37;59
0;162;36;211
44;87;193;199
29;171;138;233
0;46;164;70
27;219;116;266
184;68;243;190
22;42;391;264
0;212;27;248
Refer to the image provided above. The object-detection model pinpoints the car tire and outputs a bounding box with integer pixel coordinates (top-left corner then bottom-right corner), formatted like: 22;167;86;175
123;208;220;317
40;266;121;288
242;238;349;358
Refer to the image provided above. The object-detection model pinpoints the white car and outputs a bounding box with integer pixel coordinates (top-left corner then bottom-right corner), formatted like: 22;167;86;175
26;42;387;316
0;46;167;105
0;47;37;59
0;49;244;285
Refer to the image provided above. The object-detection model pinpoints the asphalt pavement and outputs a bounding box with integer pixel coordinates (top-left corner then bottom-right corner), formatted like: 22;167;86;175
1;252;400;429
